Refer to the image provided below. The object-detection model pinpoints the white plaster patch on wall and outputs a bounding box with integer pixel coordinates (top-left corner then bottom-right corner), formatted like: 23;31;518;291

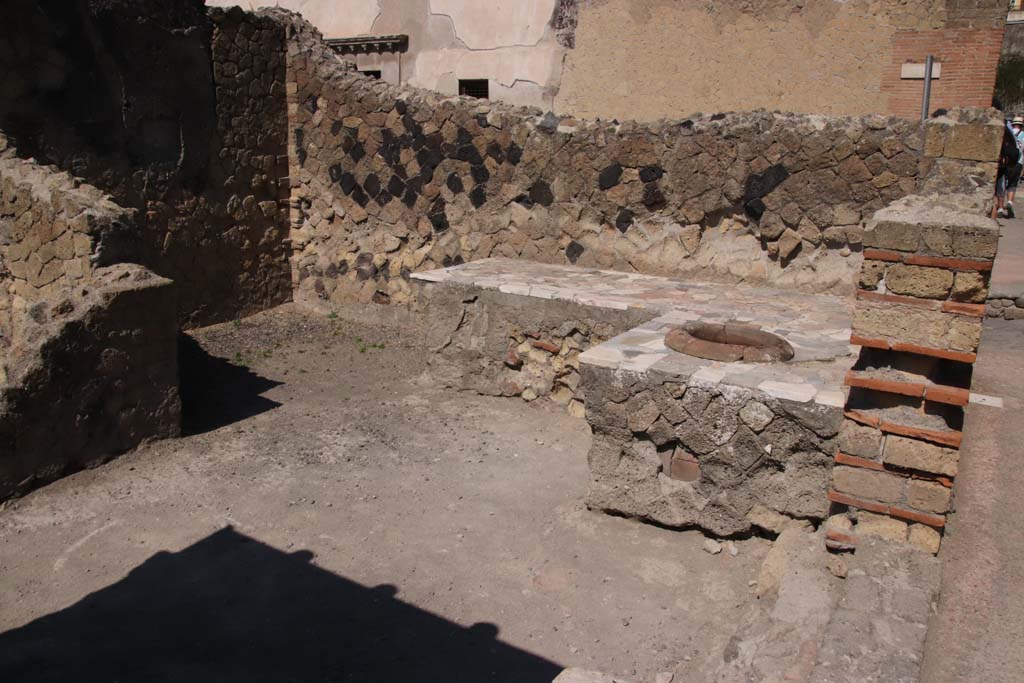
428;0;557;48
412;45;562;90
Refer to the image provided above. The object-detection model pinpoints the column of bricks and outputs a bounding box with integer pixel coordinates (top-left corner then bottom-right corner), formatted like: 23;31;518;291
825;181;1000;554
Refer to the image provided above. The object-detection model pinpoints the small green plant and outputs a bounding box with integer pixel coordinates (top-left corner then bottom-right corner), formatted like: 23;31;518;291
358;341;385;353
327;312;338;320
232;319;242;328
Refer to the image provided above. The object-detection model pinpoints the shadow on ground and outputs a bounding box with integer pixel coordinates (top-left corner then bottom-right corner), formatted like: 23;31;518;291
0;527;562;683
178;334;283;435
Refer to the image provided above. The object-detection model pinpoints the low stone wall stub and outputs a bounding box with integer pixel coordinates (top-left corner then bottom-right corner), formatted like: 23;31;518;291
582;363;843;536
403;276;653;412
0;152;136;315
0;264;180;500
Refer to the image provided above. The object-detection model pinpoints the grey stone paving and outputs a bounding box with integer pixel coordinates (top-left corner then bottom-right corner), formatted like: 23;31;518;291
810;538;941;683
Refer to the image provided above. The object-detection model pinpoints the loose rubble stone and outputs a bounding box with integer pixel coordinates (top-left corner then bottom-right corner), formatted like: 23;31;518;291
703;539;723;555
908;524;942;554
747;504;791;534
826;555;848;578
739;400;774;432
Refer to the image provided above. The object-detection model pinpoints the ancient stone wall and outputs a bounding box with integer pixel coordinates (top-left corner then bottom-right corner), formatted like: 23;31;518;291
280;9;1001;311
0;264;180;500
824;189;1001;554
0;146;135;350
0;1;292;327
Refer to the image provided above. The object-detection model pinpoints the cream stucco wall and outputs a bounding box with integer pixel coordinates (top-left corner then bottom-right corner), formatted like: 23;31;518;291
553;0;953;121
208;0;565;109
428;0;555;48
209;0;994;119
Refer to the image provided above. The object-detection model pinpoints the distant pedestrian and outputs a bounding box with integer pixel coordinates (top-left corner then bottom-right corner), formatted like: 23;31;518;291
1005;116;1024;218
995;121;1021;219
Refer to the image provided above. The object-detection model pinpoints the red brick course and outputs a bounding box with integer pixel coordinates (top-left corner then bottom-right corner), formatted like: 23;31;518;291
845;370;926;398
827;490;947;529
904;254;994;271
924;384;970;406
878;420;962;449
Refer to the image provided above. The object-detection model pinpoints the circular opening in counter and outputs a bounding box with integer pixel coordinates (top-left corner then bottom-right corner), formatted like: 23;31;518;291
665;321;794;363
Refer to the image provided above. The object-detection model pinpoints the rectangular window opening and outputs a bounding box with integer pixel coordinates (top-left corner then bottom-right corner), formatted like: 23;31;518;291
360;70;382;80
458;79;489;99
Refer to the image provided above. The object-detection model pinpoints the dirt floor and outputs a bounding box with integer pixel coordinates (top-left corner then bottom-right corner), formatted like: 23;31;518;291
0;304;773;683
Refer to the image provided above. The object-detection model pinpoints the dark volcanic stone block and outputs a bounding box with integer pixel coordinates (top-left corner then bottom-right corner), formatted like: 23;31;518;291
643;183;666;210
566;240;584;263
598;163;623;190
363;173;381;198
471;164;489;184
615;208;634;233
486;142;505;164
469;185;487;208
351;185;369;207
640;165;664;183
428;199;449;232
506;143;523;165
529;180;554;207
387;175;406;197
339;172;357;195
745;198;767;220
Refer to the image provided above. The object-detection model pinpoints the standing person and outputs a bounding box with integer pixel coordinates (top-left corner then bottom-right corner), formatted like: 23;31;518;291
994;122;1020;220
1005;116;1024;218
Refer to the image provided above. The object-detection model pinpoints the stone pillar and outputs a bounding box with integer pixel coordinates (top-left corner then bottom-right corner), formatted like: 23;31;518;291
825;194;999;554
